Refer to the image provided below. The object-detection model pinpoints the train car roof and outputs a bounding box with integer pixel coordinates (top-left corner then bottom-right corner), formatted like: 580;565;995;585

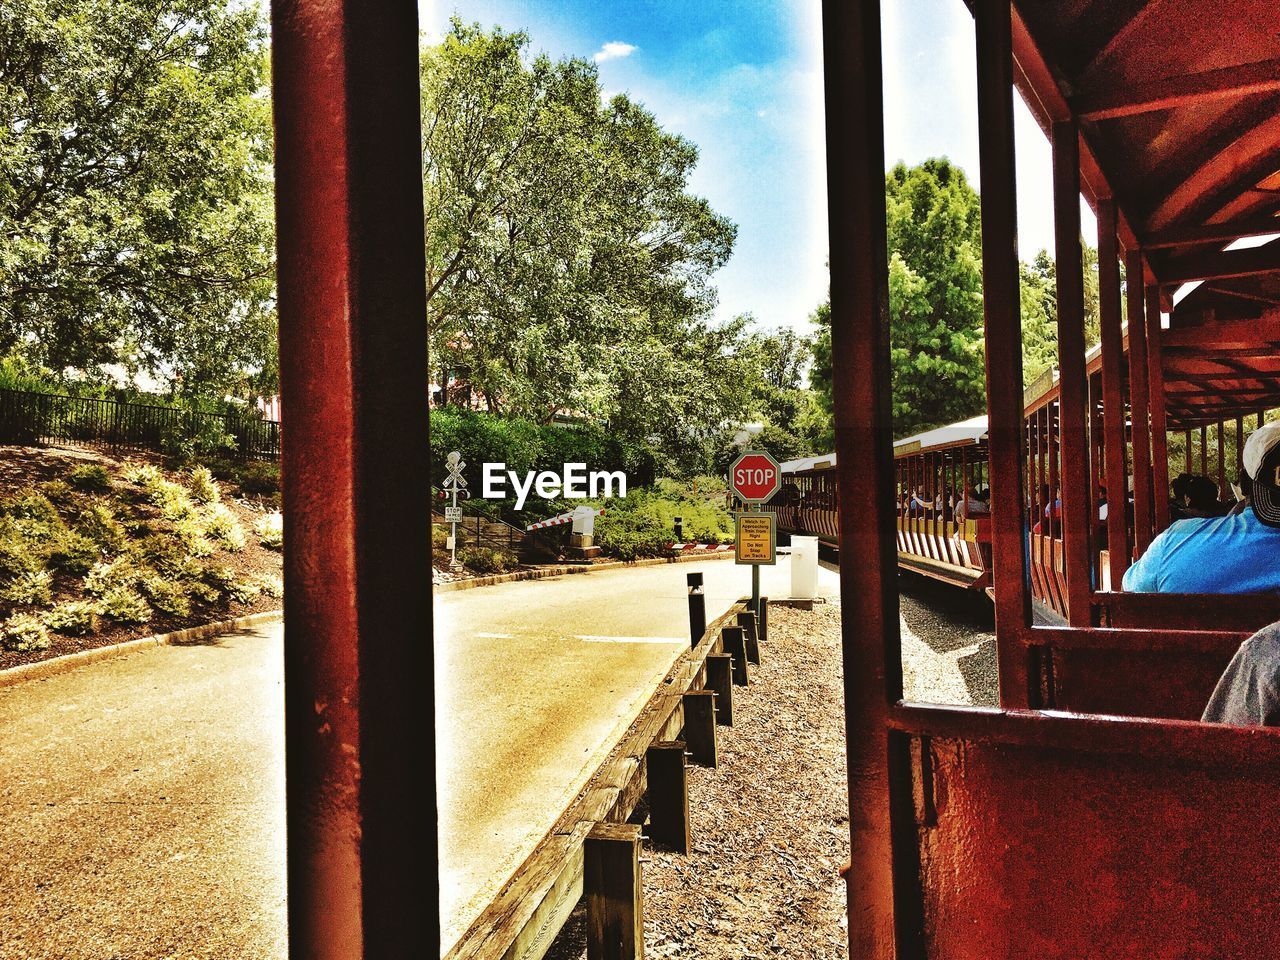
780;414;989;474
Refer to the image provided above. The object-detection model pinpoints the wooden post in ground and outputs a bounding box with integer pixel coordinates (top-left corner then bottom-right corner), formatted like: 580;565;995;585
706;654;734;726
682;691;717;767
737;610;760;665
646;741;690;854
686;572;706;647
757;596;769;643
721;626;750;686
585;822;644;960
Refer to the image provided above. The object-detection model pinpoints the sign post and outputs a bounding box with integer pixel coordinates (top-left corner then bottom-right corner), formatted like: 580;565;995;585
728;450;781;611
442;451;468;571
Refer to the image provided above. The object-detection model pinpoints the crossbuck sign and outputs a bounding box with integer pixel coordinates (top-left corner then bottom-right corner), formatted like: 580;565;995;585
444;451;468;570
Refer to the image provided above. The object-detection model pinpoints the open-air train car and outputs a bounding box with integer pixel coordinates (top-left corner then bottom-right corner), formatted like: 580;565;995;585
826;0;1280;956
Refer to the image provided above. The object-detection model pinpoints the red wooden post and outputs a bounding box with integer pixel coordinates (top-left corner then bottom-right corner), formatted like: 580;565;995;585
1127;271;1155;555
822;0;904;953
1098;201;1129;588
1200;425;1208;476
1052;119;1091;626
1142;278;1172;533
1237;416;1246;476
271;0;438;956
976;0;1033;702
1185;429;1193;474
1217;421;1226;497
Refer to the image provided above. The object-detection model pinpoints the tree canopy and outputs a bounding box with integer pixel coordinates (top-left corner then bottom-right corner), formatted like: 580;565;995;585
420;21;750;469
0;0;276;397
808;157;1108;439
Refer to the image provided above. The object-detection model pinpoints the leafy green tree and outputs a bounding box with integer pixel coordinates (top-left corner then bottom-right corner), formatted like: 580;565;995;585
421;20;740;449
0;0;276;397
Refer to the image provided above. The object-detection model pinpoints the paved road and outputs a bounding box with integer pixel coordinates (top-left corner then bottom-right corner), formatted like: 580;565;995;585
0;624;287;960
435;554;839;952
0;555;838;958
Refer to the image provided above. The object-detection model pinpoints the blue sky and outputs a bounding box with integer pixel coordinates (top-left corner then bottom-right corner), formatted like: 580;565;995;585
419;0;1076;335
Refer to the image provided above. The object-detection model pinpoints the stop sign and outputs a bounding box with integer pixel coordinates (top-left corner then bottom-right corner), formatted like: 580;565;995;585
729;450;782;504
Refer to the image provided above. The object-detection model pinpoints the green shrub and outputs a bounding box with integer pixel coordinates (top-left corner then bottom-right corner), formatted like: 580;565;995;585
41;480;76;506
1;612;51;652
131;536;203;581
200;564;239;596
187;579;221;604
2;493;65;541
76;503;127;553
67;464;112;492
239;461;280;496
203;504;246;551
255;513;283;551
149;478;197;521
1;569;53;605
99;586;151;624
84;557;141;597
171;516;215;556
45;530;100;575
431;524;449;551
44;601;99;637
225;576;262;604
0;517;42;581
140;576;191;618
121;463;163;488
159;416;238;464
256;574;284;599
457;546;517;574
188;465;220;504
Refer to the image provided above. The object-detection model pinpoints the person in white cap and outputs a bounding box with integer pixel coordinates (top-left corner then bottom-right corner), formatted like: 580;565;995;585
1122;421;1280;593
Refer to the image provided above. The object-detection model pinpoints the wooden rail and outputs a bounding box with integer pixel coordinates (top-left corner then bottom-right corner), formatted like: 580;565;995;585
444;596;762;959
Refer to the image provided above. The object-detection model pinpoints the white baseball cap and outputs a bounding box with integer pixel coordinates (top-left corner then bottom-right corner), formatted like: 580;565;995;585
1243;422;1280;528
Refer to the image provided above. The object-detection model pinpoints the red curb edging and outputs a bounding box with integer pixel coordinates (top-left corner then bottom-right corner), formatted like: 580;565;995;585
0;609;284;689
433;549;736;593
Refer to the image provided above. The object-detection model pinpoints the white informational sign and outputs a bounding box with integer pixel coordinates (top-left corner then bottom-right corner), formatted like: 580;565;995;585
444;505;463;523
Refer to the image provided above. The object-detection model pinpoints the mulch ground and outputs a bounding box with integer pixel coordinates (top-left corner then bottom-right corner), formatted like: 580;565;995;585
0;445;283;672
544;579;996;957
548;601;851;959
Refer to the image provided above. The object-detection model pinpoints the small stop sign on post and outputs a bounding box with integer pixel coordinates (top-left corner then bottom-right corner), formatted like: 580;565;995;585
729;450;782;504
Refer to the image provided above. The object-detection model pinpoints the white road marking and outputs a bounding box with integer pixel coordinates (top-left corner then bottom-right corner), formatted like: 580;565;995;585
475;632;513;639
575;635;685;644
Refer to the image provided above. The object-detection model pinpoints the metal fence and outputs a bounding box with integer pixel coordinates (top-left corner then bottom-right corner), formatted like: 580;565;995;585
0;388;281;461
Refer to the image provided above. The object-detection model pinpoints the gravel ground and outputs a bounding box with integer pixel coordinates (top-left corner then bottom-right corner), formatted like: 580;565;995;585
547;572;996;958
897;571;998;707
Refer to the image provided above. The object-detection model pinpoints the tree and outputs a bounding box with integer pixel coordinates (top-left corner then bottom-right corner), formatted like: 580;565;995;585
421;20;741;448
0;0;276;397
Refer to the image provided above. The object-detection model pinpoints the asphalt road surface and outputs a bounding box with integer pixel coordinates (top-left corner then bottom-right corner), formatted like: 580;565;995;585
0;555;839;959
0;623;287;960
435;554;839;952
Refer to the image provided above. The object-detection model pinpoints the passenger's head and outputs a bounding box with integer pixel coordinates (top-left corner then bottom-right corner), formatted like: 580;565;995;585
1244;423;1280;528
1171;472;1194;503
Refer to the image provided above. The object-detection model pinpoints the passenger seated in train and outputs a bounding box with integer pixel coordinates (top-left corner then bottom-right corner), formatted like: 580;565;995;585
1169;473;1229;520
908;488;929;517
1032;485;1062;537
954;485;989;522
1122;424;1280;594
1202;620;1280;727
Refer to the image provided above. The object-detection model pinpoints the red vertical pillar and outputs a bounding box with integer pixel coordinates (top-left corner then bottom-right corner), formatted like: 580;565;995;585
271;2;437;957
1051;121;1092;626
1097;202;1129;587
1142;279;1171;534
821;1;904;955
1126;273;1154;554
975;0;1032;701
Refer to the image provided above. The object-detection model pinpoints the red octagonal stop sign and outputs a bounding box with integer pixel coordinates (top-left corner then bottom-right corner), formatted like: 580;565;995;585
729;450;782;504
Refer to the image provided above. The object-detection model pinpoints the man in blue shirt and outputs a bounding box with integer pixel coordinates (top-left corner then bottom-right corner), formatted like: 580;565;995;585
1123;422;1280;594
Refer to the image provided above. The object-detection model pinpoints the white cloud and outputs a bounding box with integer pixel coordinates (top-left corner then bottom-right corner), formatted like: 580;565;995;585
593;41;637;64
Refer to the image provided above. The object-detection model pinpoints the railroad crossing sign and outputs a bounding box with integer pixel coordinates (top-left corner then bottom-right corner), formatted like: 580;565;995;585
735;512;776;565
442;450;468;498
443;451;467;570
729;450;782;504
